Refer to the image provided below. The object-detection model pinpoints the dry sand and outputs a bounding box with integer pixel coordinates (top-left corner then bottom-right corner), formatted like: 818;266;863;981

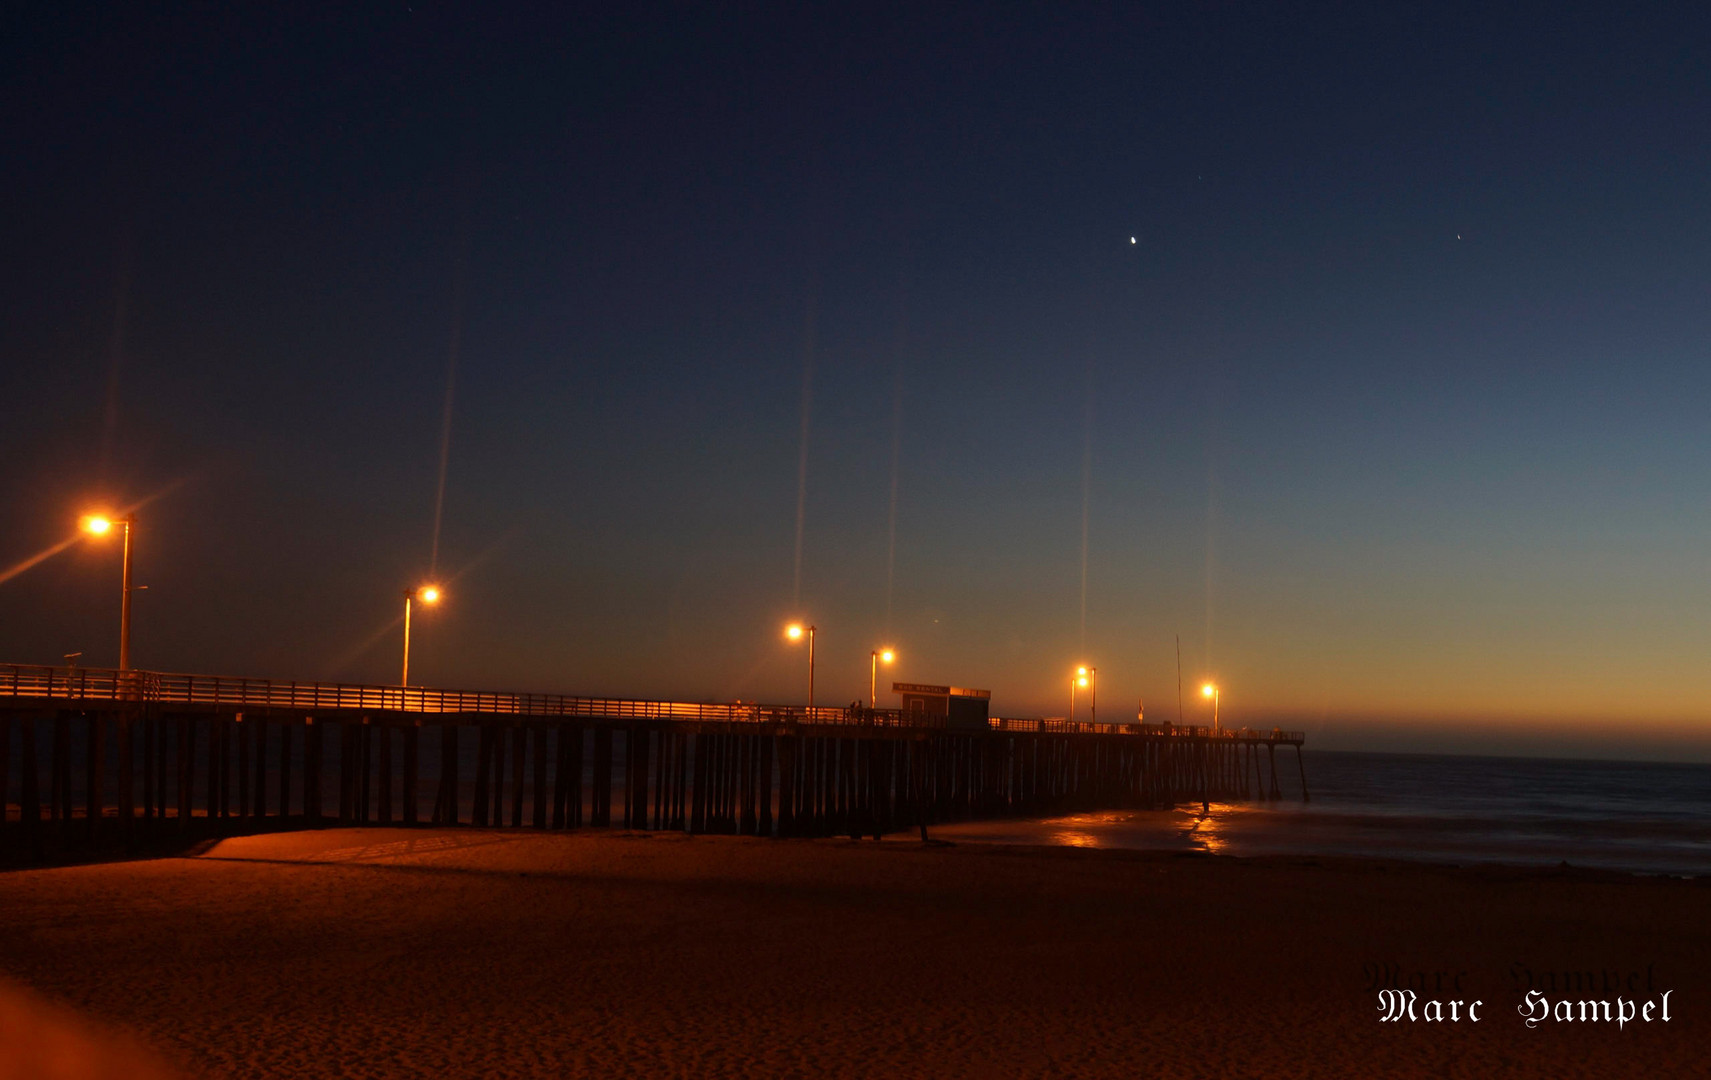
0;976;179;1080
0;828;1706;1078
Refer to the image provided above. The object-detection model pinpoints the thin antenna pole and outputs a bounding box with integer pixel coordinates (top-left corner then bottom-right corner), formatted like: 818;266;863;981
1175;635;1183;725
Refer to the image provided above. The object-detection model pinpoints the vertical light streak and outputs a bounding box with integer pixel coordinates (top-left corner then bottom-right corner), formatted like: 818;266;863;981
793;287;817;609
99;245;132;482
1204;442;1219;680
885;250;914;631
428;275;464;578
1079;363;1094;651
885;363;903;629
1202;350;1224;683
426;309;458;575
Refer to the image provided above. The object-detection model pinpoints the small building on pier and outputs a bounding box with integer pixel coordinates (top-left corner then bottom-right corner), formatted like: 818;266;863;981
892;682;991;730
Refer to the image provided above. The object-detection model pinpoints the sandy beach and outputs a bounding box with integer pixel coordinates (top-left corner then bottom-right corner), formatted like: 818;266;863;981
0;828;1705;1078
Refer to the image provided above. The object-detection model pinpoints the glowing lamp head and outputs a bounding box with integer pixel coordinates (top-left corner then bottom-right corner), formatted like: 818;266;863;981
785;623;804;641
1202;683;1216;698
417;585;442;604
1078;676;1089;688
1076;665;1088;676
82;515;113;535
879;648;895;664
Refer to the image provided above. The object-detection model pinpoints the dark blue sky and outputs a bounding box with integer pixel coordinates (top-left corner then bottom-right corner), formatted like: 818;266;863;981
4;4;1710;756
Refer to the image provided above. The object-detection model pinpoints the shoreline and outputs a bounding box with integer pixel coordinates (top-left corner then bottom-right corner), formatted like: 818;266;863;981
6;813;1709;882
923;835;1711;884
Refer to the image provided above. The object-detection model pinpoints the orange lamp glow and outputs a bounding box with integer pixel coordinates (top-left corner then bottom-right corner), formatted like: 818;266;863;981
418;585;442;604
879;648;895;664
785;623;804;641
82;515;113;535
1202;683;1215;697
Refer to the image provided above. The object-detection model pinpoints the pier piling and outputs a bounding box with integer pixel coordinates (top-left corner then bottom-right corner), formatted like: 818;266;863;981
0;664;1307;860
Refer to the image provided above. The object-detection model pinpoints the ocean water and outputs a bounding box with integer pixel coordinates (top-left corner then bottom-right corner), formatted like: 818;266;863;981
931;750;1711;877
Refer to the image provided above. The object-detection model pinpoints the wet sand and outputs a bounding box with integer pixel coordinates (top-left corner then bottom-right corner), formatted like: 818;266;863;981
0;828;1706;1078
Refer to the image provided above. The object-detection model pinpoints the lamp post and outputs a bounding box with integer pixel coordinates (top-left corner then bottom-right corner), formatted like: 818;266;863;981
1201;682;1220;732
1071;666;1090;721
786;623;816;709
870;647;895;710
402;585;442;686
81;514;134;670
1082;665;1098;725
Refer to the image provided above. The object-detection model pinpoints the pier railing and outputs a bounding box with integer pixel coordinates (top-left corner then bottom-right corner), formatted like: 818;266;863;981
1;664;851;725
990;716;1304;741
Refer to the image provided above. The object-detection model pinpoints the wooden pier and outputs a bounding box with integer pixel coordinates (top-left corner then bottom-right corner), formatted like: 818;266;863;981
0;664;1306;862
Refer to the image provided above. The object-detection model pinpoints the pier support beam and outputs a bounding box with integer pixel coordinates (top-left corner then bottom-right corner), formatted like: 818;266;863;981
85;712;102;843
21;715;42;860
236;714;250;822
532;727;548;829
403;724;419;825
377;722;392;824
0;716;8;853
304;717;321;824
254;717;268;823
279;720;293;819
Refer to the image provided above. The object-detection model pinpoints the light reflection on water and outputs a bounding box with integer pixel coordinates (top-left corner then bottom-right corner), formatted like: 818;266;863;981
1049;831;1099;848
1042;811;1142;849
1178;805;1242;855
929;752;1711;876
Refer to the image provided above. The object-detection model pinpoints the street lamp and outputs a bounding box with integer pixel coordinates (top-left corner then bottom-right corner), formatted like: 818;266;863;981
1201;682;1220;732
1069;665;1096;721
785;622;816;709
81;514;134;671
402;585;442;686
870;647;895;710
1070;666;1090;721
